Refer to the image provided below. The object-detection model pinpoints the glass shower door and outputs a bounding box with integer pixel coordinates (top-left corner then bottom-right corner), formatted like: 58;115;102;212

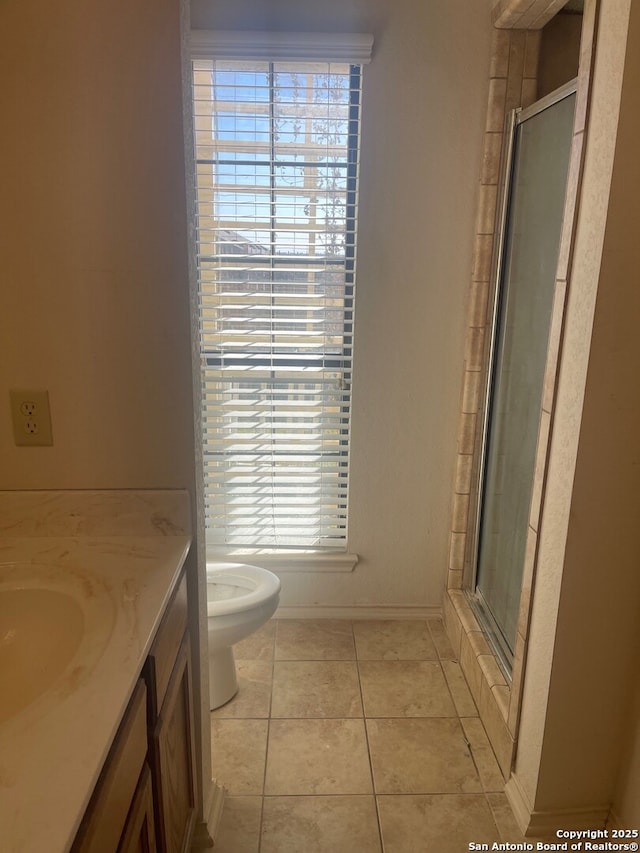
474;89;576;667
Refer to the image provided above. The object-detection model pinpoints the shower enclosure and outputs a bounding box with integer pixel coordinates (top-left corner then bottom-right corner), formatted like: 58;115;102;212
471;83;576;671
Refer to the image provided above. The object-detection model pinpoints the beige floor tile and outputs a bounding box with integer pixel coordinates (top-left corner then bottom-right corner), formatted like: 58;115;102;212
261;796;381;853
265;719;373;795
460;717;504;792
209;620;517;850
353;620;437;660
275;619;355;660
234;619;277;660
212;660;273;719
367;718;482;794
377;794;499;853
213;797;262;853
427;619;457;660
211;718;268;795
442;659;479;716
486;792;554;842
271;661;362;718
359;661;456;717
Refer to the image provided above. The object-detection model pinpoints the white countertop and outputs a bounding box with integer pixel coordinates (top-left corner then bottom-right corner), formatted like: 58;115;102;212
0;490;192;853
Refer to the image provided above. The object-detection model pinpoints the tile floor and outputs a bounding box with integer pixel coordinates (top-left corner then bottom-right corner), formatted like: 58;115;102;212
210;618;545;853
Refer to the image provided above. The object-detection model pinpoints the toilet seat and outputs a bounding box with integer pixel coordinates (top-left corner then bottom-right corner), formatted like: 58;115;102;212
206;562;281;617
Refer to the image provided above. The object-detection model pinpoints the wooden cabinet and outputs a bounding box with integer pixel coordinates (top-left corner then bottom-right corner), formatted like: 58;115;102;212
118;764;157;853
145;574;197;853
150;635;197;853
72;681;150;853
72;571;196;853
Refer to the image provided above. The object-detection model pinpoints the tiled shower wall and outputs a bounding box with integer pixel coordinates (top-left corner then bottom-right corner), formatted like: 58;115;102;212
447;26;541;597
444;1;598;779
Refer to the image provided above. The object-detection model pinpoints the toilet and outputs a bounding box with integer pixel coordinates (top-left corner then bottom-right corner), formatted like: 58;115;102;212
206;561;281;710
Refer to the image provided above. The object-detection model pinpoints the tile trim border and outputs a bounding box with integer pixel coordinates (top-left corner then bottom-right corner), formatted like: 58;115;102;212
443;590;515;780
493;0;567;30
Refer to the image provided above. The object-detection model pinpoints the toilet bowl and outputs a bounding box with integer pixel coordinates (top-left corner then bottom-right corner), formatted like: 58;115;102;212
206;561;281;710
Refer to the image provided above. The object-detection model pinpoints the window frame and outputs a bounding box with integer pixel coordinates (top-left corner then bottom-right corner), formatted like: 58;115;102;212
190;31;372;569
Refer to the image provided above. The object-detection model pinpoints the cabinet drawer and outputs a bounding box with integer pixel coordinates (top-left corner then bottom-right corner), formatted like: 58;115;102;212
146;572;188;716
73;680;148;853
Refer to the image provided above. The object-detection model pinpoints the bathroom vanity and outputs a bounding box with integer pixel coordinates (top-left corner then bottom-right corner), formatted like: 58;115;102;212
72;572;197;853
0;490;196;853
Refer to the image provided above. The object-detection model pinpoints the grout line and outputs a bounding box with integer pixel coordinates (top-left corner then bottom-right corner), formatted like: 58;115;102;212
259;790;500;798
257;618;280;852
269;655;358;661
352;619;386;853
441;661;470;718
429;623;491;799
222;713;465;721
261;793;382;797
429;618;470;720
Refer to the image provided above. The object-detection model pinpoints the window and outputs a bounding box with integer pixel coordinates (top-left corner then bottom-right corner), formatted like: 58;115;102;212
192;33;371;552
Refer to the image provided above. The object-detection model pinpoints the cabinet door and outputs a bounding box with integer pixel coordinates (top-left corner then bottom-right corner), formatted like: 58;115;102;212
145;573;188;719
73;681;148;853
118;763;157;853
150;632;197;853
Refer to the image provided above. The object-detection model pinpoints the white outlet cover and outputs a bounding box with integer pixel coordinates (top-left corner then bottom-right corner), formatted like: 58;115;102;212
9;389;53;446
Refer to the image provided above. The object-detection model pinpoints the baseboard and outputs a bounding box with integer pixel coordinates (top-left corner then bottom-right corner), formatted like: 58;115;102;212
505;773;609;835
274;605;442;620
208;779;226;842
504;774;538;835
190;822;213;851
606;808;623;830
190;779;226;851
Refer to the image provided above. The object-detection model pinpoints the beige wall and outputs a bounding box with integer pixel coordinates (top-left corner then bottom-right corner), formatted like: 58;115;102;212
191;0;493;610
0;0;212;826
0;0;196;491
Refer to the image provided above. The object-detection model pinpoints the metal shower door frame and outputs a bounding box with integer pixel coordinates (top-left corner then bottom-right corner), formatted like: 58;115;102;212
466;78;578;674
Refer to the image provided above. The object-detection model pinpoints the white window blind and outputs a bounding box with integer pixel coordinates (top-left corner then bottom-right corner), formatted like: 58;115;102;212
192;42;367;550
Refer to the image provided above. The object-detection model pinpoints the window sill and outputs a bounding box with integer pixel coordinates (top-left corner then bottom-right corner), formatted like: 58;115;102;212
206;549;359;573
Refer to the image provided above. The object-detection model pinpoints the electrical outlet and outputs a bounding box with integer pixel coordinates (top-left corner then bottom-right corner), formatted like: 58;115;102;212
10;389;53;446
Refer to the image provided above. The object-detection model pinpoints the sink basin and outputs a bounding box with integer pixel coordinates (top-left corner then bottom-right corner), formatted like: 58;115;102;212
0;588;85;724
0;564;115;726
